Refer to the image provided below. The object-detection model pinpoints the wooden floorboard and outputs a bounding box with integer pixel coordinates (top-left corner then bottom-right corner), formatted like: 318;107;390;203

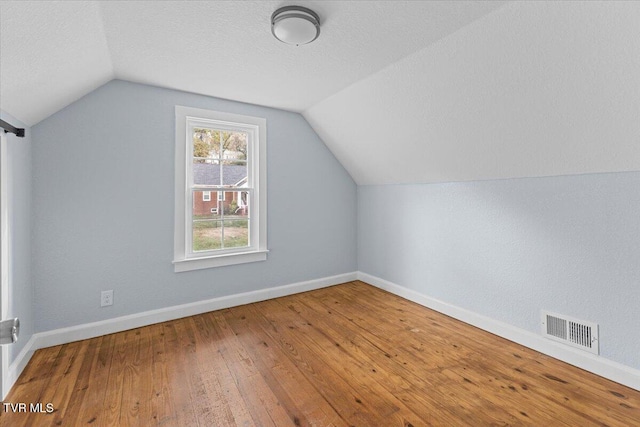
1;281;639;426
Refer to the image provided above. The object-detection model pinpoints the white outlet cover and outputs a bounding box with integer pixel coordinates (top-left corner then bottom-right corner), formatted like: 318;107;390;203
101;290;113;307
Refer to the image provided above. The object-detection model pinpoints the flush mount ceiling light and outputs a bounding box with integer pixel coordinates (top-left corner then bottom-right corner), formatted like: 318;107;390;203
271;6;320;46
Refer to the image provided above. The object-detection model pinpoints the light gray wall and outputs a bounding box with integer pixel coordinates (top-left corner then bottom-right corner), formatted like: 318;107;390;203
358;173;640;370
31;80;357;332
0;111;33;364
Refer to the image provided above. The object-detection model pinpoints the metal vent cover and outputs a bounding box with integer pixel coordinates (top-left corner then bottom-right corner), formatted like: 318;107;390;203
541;311;599;355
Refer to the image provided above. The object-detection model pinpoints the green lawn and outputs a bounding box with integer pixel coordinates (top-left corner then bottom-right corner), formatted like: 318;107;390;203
193;218;248;251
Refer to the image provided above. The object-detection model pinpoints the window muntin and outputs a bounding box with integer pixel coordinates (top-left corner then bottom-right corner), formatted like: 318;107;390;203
174;106;267;271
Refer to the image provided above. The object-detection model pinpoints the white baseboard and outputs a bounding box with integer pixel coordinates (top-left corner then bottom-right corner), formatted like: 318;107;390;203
357;271;640;392
4;271;357;397
5;335;37;398
12;270;636;397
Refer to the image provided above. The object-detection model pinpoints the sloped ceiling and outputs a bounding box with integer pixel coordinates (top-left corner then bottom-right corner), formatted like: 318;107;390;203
0;1;113;128
305;1;640;184
2;1;639;185
0;0;505;125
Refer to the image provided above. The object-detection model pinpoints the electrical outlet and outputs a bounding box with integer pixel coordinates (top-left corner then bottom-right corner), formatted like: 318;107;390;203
101;290;113;307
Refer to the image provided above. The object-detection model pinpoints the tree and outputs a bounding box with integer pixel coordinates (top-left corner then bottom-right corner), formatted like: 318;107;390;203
192;128;247;163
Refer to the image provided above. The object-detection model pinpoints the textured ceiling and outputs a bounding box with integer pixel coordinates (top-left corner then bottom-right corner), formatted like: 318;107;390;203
0;0;505;126
3;1;639;185
305;1;640;184
0;1;113;128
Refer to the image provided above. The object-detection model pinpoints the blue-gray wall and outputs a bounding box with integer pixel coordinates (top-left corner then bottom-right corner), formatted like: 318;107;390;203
358;174;640;370
31;80;357;331
1;111;33;364
20;78;640;376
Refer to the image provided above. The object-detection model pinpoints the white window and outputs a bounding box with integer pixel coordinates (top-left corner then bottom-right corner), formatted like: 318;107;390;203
174;106;267;272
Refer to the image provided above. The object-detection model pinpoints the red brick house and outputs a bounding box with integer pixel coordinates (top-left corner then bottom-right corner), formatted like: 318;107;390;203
192;163;248;216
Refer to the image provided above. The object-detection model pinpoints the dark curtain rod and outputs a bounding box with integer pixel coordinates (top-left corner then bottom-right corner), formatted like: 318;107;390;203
0;119;25;138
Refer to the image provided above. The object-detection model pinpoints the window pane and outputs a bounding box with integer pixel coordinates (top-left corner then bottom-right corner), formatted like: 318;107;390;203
222;190;250;217
193;162;220;186
221;131;247;162
192;220;222;252
221;160;247;188
193;190;222;220
223;219;249;248
193;127;221;160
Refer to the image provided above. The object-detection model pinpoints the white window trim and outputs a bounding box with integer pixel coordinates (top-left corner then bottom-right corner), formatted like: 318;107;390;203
202;191;211;202
173;106;267;272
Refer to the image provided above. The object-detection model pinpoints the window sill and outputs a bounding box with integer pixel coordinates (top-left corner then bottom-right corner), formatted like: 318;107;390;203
173;250;268;272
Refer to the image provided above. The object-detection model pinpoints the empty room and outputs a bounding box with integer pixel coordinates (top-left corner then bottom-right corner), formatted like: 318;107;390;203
1;0;639;425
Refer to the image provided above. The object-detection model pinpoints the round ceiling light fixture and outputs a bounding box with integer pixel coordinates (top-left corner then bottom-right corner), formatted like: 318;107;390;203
271;6;320;46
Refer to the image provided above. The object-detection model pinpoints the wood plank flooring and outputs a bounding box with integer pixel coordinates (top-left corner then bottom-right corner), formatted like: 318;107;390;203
1;281;639;426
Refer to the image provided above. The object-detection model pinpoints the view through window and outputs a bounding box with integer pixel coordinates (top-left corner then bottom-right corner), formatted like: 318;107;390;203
191;127;250;252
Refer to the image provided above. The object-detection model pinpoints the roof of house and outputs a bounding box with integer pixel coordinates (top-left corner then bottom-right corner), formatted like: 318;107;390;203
193;163;247;187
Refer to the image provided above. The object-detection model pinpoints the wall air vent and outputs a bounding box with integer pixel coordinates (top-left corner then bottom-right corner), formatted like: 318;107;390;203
541;310;599;355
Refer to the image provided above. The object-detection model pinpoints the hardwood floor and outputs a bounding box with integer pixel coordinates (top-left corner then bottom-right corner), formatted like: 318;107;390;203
2;281;639;426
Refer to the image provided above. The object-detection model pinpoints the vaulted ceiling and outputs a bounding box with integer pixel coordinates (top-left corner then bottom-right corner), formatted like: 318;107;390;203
2;1;639;185
0;1;505;125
